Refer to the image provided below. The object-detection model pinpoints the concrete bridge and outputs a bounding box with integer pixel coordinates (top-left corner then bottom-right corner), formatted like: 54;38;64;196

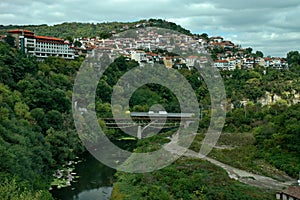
103;111;197;139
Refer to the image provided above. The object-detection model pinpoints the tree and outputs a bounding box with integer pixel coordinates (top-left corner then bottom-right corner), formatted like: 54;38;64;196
287;51;300;65
0;178;53;200
14;102;29;118
245;47;253;54
30;108;47;131
99;31;112;39
66;36;73;43
4;35;15;47
73;40;82;47
255;50;264;58
199;33;209;41
46;110;63;130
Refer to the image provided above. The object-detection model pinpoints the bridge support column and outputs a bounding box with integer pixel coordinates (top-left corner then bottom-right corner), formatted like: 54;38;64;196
184;121;193;128
137;125;142;139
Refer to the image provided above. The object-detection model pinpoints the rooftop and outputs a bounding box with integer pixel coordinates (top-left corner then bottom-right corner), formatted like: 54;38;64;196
8;29;34;35
282;186;300;198
35;35;64;42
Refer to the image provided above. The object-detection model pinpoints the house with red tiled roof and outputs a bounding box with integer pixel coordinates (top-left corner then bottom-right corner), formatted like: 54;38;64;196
214;59;234;70
210;36;223;43
186;55;199;67
163;56;173;68
276;186;300;200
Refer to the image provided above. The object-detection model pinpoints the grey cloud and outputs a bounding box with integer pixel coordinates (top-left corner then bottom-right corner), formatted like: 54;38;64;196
208;0;300;10
0;0;299;56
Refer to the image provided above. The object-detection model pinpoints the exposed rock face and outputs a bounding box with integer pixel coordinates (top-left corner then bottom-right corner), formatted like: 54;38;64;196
293;93;300;104
230;91;300;108
256;90;300;106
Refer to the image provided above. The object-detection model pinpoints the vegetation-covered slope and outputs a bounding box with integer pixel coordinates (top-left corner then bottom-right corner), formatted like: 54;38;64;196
1;21;300;199
0;19;192;40
0;42;84;199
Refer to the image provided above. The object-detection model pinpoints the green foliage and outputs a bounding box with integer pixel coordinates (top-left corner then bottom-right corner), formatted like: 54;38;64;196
287;50;300;65
148;19;192;36
199;33;209;40
0;42;83;197
211;47;225;61
255;50;264;58
254;103;300;177
73;40;82;47
4;35;15;47
112;158;274;200
0;178;53;200
1;24;300;199
0;19;192;40
245;47;253;54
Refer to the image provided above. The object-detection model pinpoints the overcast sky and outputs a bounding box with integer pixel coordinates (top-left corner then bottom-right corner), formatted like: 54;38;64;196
1;0;300;57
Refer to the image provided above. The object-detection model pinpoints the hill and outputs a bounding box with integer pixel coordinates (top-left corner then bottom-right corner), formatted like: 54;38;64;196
0;19;192;40
1;19;300;199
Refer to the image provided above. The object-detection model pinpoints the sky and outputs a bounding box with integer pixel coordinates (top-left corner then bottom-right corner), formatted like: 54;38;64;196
1;0;300;57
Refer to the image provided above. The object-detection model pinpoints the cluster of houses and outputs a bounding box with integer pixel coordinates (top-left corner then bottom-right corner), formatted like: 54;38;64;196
213;56;289;71
73;30;288;70
1;26;289;70
205;36;288;70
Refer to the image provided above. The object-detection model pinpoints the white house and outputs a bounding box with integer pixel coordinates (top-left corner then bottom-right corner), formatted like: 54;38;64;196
214;60;230;70
131;50;147;63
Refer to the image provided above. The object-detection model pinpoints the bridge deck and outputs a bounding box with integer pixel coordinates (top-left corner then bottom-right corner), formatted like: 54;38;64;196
130;112;195;118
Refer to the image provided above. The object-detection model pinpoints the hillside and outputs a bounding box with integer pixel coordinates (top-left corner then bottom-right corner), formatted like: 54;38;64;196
1;19;300;199
0;19;192;40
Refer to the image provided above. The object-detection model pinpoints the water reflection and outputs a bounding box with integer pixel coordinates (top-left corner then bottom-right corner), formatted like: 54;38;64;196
51;152;116;200
73;187;112;200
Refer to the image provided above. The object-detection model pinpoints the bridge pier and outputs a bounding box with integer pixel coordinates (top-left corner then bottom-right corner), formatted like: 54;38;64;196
184;121;194;128
137;125;142;139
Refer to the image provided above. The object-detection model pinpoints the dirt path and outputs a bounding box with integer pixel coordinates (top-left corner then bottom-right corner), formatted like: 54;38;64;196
163;139;296;191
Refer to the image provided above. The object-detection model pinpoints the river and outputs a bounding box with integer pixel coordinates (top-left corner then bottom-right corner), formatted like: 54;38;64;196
51;152;116;200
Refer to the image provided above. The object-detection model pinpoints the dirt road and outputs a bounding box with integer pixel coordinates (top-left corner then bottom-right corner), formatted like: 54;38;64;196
164;140;296;191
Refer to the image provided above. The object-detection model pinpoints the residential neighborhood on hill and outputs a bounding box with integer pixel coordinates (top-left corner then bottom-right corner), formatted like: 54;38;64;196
1;22;290;71
73;28;289;70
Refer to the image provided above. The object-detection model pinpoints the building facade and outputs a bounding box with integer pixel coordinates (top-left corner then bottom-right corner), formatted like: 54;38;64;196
8;29;75;60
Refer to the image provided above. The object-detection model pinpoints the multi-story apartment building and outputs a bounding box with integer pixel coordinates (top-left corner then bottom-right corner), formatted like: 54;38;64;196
8;29;75;60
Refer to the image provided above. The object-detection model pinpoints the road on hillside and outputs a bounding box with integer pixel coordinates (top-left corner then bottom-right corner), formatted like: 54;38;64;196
163;135;296;191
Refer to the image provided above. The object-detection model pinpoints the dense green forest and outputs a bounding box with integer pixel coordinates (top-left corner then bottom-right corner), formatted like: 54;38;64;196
1;29;300;199
0;42;84;199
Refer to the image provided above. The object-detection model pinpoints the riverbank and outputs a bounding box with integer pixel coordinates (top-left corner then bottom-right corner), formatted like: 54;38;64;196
51;152;116;200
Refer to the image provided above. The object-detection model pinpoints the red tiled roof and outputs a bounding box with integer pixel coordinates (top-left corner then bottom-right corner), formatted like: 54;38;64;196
146;52;158;56
282;186;300;198
215;60;229;63
8;29;34;34
187;55;198;59
35;35;64;42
